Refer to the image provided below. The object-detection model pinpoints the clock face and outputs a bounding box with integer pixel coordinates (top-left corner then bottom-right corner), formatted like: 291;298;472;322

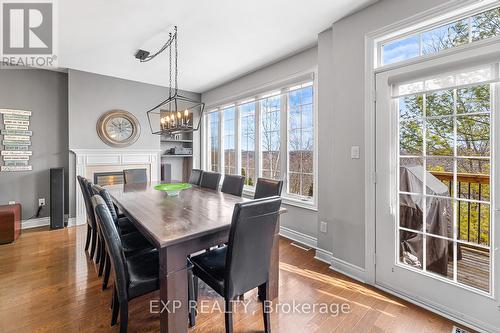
106;117;133;141
97;110;140;147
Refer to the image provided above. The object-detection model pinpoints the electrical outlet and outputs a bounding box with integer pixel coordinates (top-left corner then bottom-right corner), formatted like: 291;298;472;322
351;146;360;159
38;198;46;207
8;201;15;205
320;221;328;233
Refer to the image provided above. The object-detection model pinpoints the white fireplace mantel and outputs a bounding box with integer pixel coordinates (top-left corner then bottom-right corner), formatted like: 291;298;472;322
71;148;161;226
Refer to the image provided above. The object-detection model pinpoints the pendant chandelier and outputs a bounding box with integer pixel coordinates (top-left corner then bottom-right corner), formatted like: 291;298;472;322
140;26;205;136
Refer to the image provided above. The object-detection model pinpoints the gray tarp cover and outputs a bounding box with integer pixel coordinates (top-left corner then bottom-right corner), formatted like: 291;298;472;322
399;166;459;276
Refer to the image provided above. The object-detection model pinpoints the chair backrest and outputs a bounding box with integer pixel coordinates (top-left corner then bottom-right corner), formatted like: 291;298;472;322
91;195;129;302
254;178;283;199
78;176;97;228
123;168;148;184
224;196;282;298
188;169;203;186
221;175;245;197
199;171;221;190
91;184;119;224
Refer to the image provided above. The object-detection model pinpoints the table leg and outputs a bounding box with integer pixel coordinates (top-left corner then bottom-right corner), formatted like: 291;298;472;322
159;246;189;333
259;218;280;301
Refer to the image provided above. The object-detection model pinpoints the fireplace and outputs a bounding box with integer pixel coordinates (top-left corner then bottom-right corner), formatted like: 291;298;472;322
71;148;160;226
94;171;124;186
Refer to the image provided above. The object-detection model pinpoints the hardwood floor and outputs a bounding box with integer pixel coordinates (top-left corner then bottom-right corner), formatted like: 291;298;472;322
0;226;462;332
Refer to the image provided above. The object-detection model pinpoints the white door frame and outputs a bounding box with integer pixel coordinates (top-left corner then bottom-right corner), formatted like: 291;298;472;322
364;1;500;330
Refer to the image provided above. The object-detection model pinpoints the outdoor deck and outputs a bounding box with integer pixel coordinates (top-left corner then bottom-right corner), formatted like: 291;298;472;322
447;246;490;293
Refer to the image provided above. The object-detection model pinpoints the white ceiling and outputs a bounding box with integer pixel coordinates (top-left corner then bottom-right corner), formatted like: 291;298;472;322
59;0;374;93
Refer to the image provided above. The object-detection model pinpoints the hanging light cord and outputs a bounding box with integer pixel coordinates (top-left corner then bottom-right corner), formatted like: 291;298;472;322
139;26;177;64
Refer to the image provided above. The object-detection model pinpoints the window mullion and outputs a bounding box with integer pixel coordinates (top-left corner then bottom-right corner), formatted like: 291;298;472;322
280;89;288;185
205;115;210;171
219;110;224;174
236;105;241;175
256;100;262;178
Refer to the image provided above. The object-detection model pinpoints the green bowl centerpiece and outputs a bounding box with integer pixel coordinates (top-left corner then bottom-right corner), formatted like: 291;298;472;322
154;183;192;196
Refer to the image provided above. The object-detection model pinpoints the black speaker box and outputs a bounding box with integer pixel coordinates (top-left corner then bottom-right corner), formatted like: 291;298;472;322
50;168;65;229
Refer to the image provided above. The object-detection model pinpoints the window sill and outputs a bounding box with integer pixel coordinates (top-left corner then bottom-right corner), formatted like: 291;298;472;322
242;188;318;212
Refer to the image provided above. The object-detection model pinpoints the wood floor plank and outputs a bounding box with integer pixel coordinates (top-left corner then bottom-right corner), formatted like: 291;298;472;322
0;226;462;332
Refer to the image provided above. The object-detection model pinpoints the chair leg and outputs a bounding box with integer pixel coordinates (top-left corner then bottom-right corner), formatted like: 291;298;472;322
188;269;196;328
85;224;91;251
95;236;102;265
193;276;199;302
111;286;119;326
119;301;128;333
90;227;97;261
261;282;271;333
98;246;106;276
224;297;233;333
103;253;111;290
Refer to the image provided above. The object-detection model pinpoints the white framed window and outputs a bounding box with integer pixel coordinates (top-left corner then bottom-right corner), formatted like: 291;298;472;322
287;82;314;198
240;101;257;186
223;106;236;175
207;112;220;172
377;3;500;67
203;76;317;206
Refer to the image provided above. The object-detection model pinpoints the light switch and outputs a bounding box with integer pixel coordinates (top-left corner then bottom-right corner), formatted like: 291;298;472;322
351;146;360;159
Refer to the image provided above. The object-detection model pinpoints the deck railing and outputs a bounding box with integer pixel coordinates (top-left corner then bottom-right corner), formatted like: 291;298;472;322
430;171;490;246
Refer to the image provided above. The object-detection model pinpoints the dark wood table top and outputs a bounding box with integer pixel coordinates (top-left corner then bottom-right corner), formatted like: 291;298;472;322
106;182;276;248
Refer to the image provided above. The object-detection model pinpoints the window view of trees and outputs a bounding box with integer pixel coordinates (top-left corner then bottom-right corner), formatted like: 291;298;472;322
206;80;315;201
399;84;491;247
209;112;220;172
261;95;281;180
223;107;236;175
240;102;256;186
288;84;314;197
382;6;500;66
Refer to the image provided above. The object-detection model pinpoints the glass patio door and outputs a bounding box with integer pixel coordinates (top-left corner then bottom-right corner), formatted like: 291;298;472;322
375;59;500;331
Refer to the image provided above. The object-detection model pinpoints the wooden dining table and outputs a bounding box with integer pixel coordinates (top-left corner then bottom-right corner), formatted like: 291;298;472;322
106;182;284;333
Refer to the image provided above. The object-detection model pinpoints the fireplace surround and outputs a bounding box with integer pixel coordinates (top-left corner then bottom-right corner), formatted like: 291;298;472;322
71;149;160;225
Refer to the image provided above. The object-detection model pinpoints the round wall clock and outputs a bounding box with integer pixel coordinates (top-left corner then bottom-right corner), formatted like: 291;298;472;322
96;110;141;148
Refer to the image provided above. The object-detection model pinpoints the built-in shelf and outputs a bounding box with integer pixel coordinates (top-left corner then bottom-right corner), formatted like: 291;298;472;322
161;139;193;143
161;154;193;158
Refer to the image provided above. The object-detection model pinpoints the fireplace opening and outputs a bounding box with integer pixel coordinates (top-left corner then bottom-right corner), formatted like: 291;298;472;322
94;172;124;186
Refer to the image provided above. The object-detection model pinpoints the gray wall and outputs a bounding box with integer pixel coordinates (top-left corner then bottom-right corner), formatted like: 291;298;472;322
68;69;200;217
202;0;449;272
202;47;319;240
0;69;68;220
318;0;451;268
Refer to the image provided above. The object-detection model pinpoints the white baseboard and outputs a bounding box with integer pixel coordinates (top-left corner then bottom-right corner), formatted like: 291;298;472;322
376;282;496;333
279;226;367;283
67;217;77;227
329;256;366;284
22;216;79;229
314;248;333;264
279;226;318;249
22;217;50;229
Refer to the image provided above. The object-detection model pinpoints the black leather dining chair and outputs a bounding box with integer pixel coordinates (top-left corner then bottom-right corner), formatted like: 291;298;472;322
78;177;99;262
123;168;148;184
77;176;94;255
91;195;196;332
200;171;221;190
91;184;137;236
188;169;203;186
221;175;245;197
190;196;282;333
254;178;283;199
